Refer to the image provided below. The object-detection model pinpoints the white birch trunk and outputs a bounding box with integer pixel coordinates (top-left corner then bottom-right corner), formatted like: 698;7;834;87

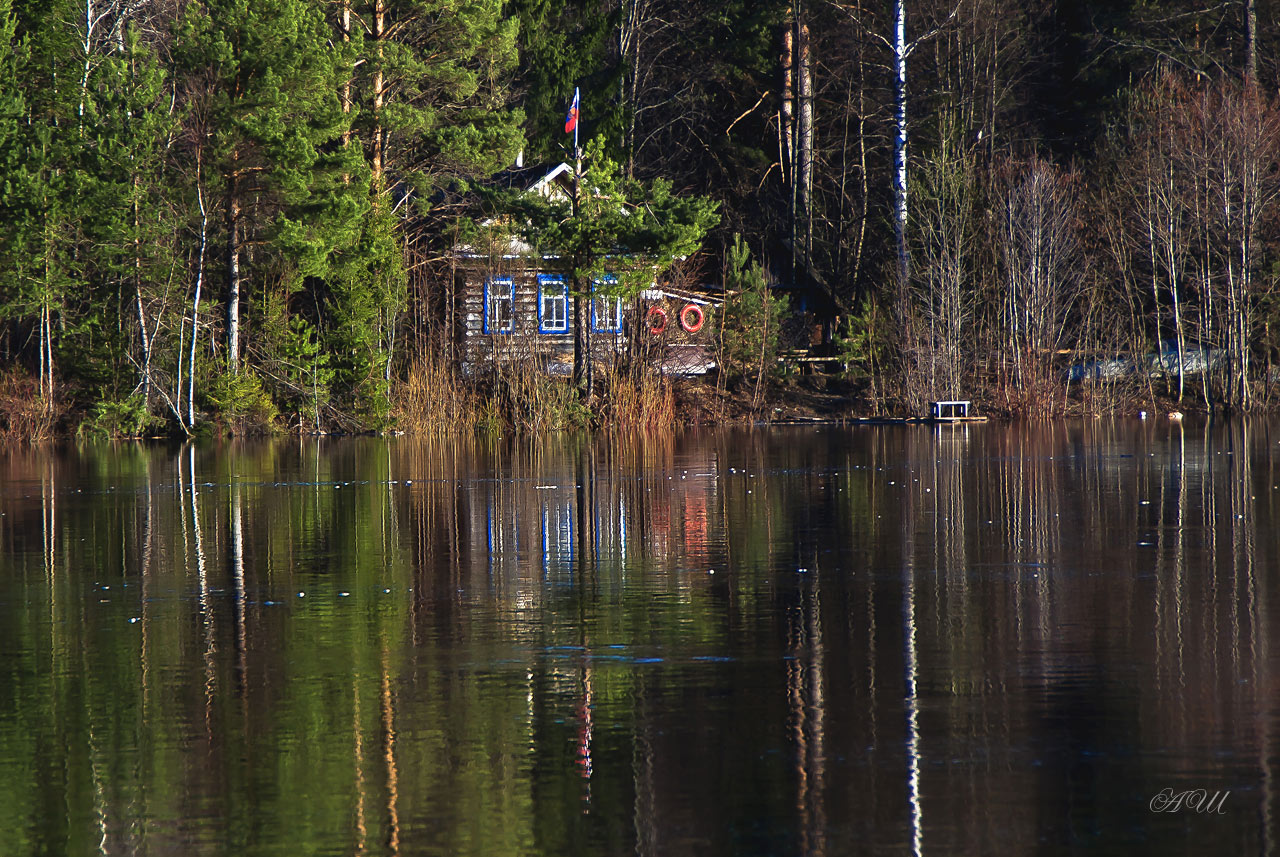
892;0;909;292
225;180;240;373
781;26;793;185
189;175;207;429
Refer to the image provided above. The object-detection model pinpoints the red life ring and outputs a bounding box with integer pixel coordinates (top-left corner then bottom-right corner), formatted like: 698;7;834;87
679;303;705;333
646;306;668;335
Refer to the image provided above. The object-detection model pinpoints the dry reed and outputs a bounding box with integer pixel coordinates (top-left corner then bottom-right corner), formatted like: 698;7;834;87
395;349;481;434
603;367;675;432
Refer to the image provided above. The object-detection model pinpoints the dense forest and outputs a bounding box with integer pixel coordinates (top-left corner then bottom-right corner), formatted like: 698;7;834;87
2;0;1280;437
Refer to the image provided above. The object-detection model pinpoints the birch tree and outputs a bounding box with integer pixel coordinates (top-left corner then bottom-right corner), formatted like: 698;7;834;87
1183;80;1280;409
996;156;1081;409
908;138;975;404
1116;72;1195;402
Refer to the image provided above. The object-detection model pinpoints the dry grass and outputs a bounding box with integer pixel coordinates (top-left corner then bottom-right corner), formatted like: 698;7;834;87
489;353;583;433
396;348;586;435
602;367;675;432
395;349;482;434
0;370;60;441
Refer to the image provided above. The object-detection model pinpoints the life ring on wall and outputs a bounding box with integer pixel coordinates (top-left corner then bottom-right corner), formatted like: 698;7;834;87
679;303;705;333
647;306;668;335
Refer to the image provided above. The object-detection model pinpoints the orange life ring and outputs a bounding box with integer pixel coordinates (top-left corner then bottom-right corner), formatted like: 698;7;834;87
679;303;705;333
647;306;668;335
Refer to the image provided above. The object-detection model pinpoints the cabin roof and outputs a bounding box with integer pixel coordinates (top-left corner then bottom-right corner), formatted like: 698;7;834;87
485;162;573;201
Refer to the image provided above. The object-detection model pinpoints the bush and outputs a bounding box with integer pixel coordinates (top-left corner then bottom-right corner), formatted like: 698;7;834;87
0;370;60;441
206;370;278;434
79;394;161;439
717;235;789;409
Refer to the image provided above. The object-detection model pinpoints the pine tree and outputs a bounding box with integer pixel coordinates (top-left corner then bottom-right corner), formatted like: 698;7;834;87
0;0;29;380
497;138;719;400
343;0;522;191
320;0;522;420
321;192;406;425
176;0;362;377
510;0;620;162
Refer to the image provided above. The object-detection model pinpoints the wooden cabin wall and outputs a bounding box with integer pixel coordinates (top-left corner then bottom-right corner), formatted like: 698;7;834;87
631;294;717;375
457;262;615;374
456;264;718;376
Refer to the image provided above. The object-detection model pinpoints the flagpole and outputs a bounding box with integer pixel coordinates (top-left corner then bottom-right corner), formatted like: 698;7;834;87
569;85;591;400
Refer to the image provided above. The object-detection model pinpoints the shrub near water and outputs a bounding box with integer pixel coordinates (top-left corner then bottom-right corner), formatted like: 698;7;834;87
0;370;59;441
717;235;789;412
206;371;278;434
79;395;161;439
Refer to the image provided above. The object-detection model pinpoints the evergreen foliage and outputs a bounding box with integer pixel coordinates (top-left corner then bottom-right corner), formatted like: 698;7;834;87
3;0;1280;432
507;139;719;288
717;235;787;407
510;0;620;161
493;137;718;396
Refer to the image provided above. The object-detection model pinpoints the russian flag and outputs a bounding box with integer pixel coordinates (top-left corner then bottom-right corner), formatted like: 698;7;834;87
564;87;580;134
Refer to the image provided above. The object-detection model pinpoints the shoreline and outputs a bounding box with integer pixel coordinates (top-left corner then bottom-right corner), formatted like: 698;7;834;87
0;371;1242;442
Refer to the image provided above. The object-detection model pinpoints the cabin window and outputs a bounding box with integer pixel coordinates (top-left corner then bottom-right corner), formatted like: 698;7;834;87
592;275;622;332
538;274;568;333
483;276;514;334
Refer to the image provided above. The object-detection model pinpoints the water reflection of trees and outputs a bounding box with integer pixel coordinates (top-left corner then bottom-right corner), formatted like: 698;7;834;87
878;421;1276;855
0;423;1276;855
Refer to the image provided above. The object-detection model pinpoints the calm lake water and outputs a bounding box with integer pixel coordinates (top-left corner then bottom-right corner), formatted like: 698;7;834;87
1;421;1277;856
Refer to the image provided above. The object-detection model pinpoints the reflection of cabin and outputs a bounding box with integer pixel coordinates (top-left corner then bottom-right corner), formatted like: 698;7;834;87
461;468;718;585
452;162;720;377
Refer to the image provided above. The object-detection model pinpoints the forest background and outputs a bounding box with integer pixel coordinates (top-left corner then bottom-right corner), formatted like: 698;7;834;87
2;0;1279;438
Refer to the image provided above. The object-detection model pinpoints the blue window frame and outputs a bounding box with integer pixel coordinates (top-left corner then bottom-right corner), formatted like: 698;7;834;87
483;276;515;334
537;274;568;333
591;275;622;332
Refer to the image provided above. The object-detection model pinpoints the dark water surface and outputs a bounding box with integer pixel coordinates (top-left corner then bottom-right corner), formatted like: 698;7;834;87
2;421;1278;856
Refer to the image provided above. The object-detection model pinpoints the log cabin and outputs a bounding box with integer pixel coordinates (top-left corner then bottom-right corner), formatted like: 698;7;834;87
449;162;722;378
